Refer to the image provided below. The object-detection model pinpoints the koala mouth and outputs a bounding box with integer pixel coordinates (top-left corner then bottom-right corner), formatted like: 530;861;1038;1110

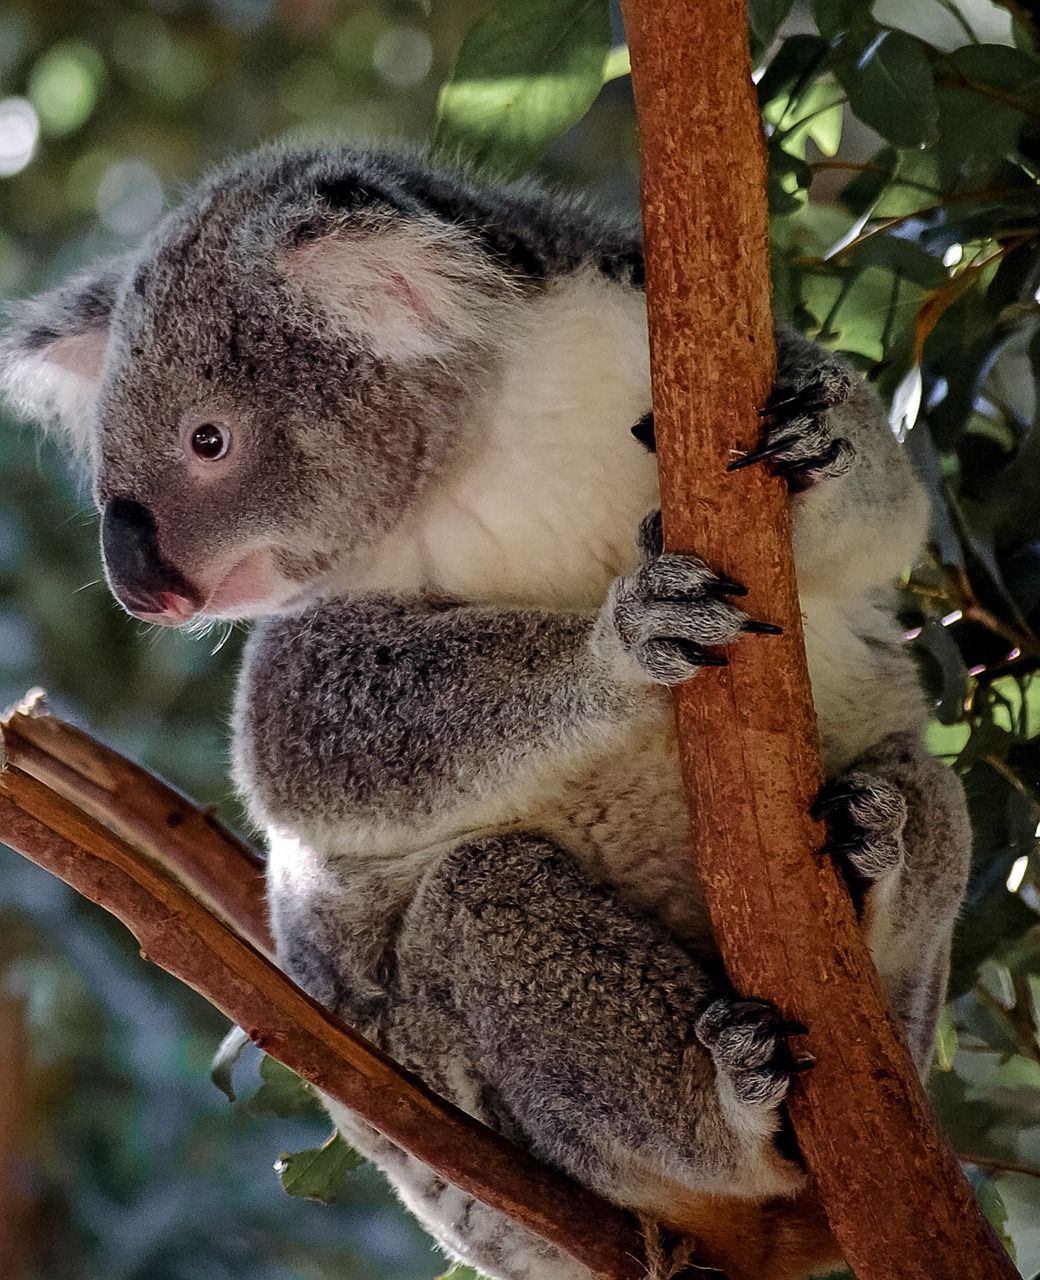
126;550;286;625
199;548;285;619
102;494;285;624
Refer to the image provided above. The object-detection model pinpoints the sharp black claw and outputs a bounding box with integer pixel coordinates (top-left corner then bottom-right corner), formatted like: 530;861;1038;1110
726;435;797;472
741;620;784;636
671;639;730;669
632;412;656;453
812;789;859;818
707;573;748;597
760;378;843;420
823;840;864;858
790;1056;816;1073
778;1020;809;1037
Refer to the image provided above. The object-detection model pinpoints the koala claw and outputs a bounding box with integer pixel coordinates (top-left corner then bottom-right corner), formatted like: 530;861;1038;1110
760;370;854;421
728;370;856;492
595;512;783;686
695;997;806;1110
814;774;907;892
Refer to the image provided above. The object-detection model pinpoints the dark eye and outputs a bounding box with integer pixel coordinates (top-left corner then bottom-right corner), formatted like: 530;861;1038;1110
190;422;230;461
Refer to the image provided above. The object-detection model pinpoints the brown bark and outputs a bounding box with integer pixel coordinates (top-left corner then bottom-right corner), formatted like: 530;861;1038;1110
3;691;271;955
0;991;29;1280
0;703;659;1280
618;0;1017;1278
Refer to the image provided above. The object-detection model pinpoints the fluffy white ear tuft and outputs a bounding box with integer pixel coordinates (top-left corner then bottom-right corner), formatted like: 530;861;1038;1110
281;217;512;363
0;261;124;452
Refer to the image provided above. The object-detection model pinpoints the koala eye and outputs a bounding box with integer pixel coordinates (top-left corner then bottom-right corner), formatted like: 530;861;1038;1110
190;422;231;461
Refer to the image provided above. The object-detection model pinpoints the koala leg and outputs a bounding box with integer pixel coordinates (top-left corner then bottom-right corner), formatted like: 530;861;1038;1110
816;733;971;1071
391;836;805;1211
307;834;808;1280
316;1104;596;1280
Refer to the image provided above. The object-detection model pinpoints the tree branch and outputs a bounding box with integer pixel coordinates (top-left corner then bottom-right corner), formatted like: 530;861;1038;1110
0;698;662;1280
0;988;29;1280
618;0;1018;1277
3;690;272;954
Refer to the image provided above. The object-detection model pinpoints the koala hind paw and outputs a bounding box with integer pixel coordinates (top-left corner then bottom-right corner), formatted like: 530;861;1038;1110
814;773;907;893
729;370;856;492
695;997;809;1111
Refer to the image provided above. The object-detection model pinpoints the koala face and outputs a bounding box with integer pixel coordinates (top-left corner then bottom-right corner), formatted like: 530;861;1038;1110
1;149;515;624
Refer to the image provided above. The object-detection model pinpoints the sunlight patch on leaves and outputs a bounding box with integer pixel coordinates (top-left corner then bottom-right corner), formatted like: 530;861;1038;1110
434;0;610;179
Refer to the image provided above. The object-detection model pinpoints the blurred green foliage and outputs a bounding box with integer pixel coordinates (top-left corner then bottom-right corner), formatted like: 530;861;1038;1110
4;0;1040;1276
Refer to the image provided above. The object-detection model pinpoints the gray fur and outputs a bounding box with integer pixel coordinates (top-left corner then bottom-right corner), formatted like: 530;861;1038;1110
0;145;971;1280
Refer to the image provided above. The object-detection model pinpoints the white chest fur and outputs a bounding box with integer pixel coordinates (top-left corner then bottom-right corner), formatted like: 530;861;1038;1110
356;271;659;610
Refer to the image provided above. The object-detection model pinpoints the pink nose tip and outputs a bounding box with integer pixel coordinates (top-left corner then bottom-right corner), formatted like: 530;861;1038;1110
130;592;198;625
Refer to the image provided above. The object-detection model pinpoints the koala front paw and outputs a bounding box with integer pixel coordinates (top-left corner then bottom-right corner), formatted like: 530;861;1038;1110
593;513;781;687
728;370;856;492
695;997;810;1111
814;773;907;908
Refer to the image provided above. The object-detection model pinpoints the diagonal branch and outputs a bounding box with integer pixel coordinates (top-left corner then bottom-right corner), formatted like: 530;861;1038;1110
0;697;665;1280
618;0;1017;1277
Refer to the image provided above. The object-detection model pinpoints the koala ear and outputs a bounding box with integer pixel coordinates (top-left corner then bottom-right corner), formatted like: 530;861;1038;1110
0;259;125;447
280;217;509;363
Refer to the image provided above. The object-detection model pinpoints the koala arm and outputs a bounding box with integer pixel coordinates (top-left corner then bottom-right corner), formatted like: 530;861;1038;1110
234;591;678;837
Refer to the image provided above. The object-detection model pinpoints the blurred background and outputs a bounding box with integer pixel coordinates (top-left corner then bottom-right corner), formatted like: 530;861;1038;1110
2;0;1040;1276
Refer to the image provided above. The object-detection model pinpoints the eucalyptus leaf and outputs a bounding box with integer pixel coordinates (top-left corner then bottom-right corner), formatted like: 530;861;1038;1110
756;34;830;113
965;1165;1017;1261
812;0;873;42
833;28;939;148
934;1002;958;1071
433;0;610;179
748;0;796;57
933;48;1038;189
275;1134;365;1202
211;1024;251;1103
844;234;948;288
247;1053;326;1121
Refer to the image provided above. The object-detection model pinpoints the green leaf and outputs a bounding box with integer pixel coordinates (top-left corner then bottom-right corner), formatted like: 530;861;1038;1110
1011;15;1040;59
812;0;872;42
767;143;814;213
434;0;611;179
950;42;1040;92
601;44;629;82
275;1133;365;1202
844;235;948;289
438;1269;483;1280
247;1053;325;1121
756;34;830;113
773;78;845;159
964;1165;1017;1262
934;47;1040;189
834;29;939;148
934;1002;958;1071
210;1024;250;1103
748;0;796;55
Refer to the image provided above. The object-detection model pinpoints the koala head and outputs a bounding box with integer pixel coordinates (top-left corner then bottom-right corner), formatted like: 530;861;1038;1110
0;148;519;624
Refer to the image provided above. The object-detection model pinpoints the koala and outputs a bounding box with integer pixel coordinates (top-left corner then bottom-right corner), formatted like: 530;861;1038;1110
1;145;971;1280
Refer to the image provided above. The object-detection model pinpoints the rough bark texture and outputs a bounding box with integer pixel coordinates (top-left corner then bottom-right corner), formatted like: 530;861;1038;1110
0;701;654;1280
3;690;272;954
0;991;29;1280
618;1;1017;1277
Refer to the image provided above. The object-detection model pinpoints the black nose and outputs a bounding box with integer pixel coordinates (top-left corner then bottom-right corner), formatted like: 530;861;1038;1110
101;497;197;611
